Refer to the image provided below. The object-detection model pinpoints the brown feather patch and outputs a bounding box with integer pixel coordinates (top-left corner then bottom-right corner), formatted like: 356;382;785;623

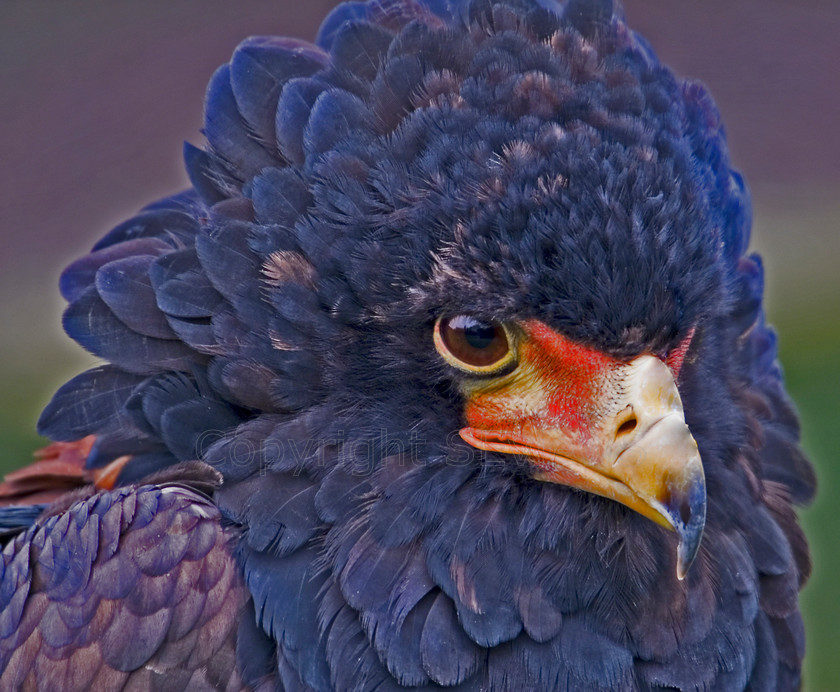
262;250;316;288
0;436;96;506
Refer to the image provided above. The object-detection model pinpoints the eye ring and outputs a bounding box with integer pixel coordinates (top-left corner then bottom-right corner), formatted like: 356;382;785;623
433;315;516;374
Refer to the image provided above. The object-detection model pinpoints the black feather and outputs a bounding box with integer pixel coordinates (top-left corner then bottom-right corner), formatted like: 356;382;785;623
60;236;172;303
37;366;144;441
275;77;329;165
419;591;482;686
150;247;224;319
95;255;177;339
63;288;201;375
204;64;278;179
230;36;328;145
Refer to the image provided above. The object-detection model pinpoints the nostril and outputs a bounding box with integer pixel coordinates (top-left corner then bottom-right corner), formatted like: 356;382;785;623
615;410;637;439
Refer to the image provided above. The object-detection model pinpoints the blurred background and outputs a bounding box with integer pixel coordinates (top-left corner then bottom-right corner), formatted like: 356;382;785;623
1;0;837;686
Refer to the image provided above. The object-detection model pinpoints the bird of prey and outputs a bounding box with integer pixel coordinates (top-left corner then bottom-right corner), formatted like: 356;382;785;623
0;0;815;689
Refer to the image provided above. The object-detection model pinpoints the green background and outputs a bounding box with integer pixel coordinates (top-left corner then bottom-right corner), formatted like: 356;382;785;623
1;1;838;687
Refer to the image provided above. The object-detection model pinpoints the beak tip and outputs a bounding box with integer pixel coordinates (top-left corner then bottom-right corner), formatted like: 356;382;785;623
676;536;698;581
676;529;701;580
675;517;706;582
669;476;706;581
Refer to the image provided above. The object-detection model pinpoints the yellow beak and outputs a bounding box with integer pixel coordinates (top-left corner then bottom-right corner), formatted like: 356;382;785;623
459;321;705;579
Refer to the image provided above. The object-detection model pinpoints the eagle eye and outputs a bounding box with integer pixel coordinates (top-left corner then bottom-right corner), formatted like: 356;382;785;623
434;315;514;373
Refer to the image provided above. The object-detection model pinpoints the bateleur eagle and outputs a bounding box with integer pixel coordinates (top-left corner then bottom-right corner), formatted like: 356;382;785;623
0;0;816;690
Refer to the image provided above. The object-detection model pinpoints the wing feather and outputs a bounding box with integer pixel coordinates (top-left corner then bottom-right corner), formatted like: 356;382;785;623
0;476;249;690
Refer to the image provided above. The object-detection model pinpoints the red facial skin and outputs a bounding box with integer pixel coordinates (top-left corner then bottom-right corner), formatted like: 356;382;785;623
665;327;695;382
456;319;704;577
463;320;694;448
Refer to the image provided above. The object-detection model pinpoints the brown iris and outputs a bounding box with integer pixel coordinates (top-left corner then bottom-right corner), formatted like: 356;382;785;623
434;315;515;373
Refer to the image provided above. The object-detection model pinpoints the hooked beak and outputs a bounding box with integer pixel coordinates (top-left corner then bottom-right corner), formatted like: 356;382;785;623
459;321;705;579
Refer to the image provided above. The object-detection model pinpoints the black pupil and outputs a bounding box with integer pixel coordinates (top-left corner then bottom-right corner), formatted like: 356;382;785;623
463;322;497;350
